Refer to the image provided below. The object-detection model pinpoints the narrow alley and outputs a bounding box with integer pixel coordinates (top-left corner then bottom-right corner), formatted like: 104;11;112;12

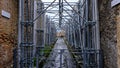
0;0;120;68
43;38;75;68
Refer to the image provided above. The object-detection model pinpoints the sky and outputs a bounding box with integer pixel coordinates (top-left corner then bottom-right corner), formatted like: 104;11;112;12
42;0;79;2
41;0;79;31
42;0;79;18
41;0;79;16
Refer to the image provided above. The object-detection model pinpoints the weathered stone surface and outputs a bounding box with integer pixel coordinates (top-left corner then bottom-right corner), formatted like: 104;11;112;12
0;44;13;68
0;0;18;67
116;5;120;68
99;0;117;68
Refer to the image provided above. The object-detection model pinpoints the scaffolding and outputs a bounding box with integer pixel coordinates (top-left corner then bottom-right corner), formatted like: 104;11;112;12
17;0;103;68
18;0;57;68
65;0;103;68
18;0;34;67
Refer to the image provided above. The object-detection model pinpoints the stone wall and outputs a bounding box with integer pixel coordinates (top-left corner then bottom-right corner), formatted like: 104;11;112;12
99;0;118;68
0;0;18;67
116;4;120;68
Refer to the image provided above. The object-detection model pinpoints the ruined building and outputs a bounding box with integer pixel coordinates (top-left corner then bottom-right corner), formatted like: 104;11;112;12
0;0;120;68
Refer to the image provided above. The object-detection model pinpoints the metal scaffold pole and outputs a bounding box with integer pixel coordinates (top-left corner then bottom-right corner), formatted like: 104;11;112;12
64;0;103;68
59;0;63;28
18;0;34;67
17;0;103;68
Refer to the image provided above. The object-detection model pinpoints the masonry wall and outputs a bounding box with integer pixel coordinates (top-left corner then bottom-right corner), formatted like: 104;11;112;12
98;0;118;68
0;0;18;67
116;4;120;68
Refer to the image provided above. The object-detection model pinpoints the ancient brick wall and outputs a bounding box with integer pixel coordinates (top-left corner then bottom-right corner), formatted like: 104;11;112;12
99;0;118;68
0;0;18;67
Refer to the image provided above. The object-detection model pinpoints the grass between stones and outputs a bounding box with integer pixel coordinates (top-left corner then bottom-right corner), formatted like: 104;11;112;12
33;43;55;68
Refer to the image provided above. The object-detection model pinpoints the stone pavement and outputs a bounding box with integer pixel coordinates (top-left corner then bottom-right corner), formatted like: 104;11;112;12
43;38;76;68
